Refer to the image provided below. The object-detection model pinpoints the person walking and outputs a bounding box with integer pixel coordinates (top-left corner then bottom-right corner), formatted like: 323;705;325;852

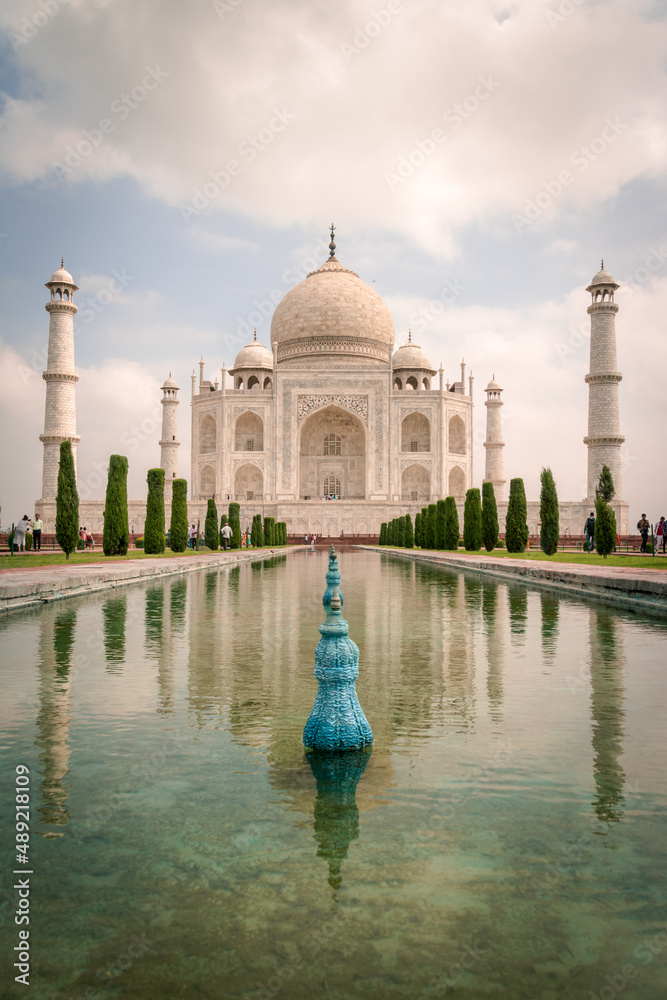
655;516;666;554
189;523;197;549
221;522;233;550
584;511;596;553
637;514;650;554
13;515;31;552
32;513;43;551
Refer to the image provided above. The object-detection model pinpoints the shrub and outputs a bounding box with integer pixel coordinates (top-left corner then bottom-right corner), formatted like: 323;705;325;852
264;516;275;546
414;512;422;548
279;522;287;544
435;499;447;549
595;495;617;559
228;503;241;549
204;498;219;550
596;463;615;503
505;478;529;553
251;513;263;547
425;504;437;549
103;455;129;557
396;516;406;547
443;496;460;551
135;535;145;549
404;513;414;549
55;440;79;559
25;532;33;551
497;537;505;548
387;520;394;546
169;479;189;552
539;468;559;556
144;468;166;554
481;482;499;552
463;488;483;551
379;522;387;545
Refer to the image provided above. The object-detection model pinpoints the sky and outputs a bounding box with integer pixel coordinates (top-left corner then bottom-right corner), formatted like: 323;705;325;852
0;0;666;526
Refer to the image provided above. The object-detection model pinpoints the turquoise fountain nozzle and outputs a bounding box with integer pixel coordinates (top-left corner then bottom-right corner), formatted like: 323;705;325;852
303;547;373;751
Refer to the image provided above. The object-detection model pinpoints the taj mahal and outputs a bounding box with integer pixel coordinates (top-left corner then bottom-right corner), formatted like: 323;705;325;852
35;228;629;538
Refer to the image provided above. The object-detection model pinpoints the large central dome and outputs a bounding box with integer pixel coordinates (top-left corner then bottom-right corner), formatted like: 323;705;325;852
270;254;395;367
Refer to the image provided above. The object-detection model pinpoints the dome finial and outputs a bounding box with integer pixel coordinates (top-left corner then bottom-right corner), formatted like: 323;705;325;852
329;223;336;259
408;329;412;344
61;257;64;269
253;329;257;341
601;259;604;270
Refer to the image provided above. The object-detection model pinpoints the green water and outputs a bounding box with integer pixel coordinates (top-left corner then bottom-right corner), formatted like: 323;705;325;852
1;549;666;999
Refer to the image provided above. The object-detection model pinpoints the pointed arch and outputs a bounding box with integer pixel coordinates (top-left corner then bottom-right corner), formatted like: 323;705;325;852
449;465;466;498
449;415;466;455
235;411;263;451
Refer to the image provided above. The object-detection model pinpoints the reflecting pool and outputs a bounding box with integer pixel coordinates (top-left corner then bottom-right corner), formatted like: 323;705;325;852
1;549;667;999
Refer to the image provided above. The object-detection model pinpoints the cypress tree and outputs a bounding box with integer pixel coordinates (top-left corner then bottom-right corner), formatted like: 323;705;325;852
443;497;460;550
387;519;394;546
103;455;129;556
219;513;228;548
595;494;617;558
481;482;499;553
463;488;483;551
379;522;387;545
596;464;615;503
144;468;166;554
204;498;219;550
435;499;447;549
396;515;405;547
264;516;275;546
539;468;559;556
414;512;422;547
279;522;287;544
251;513;263;547
505;478;529;553
404;513;414;549
228;503;241;549
426;504;437;548
169;479;189;552
55;440;79;559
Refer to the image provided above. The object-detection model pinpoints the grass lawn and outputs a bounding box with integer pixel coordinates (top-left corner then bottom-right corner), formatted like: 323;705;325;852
379;546;667;571
0;545;289;570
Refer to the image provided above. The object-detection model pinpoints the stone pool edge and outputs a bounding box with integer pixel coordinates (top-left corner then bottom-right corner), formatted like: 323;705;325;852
357;546;667;618
0;547;306;614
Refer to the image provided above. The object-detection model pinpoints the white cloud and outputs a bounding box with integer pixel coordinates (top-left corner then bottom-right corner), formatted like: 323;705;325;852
184;227;260;254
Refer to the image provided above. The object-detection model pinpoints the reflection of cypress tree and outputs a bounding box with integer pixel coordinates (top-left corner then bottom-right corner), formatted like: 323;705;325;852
589;610;626;824
508;586;528;637
36;607;75;830
102;595;127;673
482;582;504;721
540;591;559;661
228;566;240;591
307;749;370;893
170;579;187;635
205;571;218;608
145;587;164;657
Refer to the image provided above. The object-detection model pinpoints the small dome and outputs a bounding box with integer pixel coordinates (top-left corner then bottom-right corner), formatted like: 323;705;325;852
392;335;435;373
48;265;76;285
486;376;502;391
232;337;273;371
162;375;179;389
587;260;618;289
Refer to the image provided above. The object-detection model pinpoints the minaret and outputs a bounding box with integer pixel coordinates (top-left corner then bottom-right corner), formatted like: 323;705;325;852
584;261;624;500
483;375;505;500
159;374;180;484
39;262;80;498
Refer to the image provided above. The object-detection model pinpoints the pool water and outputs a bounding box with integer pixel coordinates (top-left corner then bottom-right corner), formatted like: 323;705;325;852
1;549;666;999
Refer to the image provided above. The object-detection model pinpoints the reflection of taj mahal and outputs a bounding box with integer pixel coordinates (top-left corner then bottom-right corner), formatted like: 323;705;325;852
35;235;629;536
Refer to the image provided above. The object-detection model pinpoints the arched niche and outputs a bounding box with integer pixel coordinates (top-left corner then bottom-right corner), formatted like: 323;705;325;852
235;411;263;451
299;404;366;499
234;463;263;501
401;463;430;503
200;414;216;453
393;376;402;390
406;375;418;391
401;412;430;452
449;415;466;455
200;465;216;497
449;465;466;498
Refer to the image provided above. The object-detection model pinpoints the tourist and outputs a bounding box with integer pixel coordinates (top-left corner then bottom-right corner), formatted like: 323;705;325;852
79;526;86;549
311;534;316;546
189;523;197;549
304;534;309;544
221;522;233;550
637;514;650;553
655;516;666;554
32;513;43;551
584;511;596;552
13;515;31;552
85;528;95;549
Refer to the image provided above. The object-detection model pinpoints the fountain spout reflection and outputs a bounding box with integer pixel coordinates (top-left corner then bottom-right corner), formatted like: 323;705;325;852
307;749;371;892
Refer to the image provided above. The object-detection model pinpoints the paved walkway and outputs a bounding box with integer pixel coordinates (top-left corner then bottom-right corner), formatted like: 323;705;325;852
360;547;667;617
0;548;300;613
